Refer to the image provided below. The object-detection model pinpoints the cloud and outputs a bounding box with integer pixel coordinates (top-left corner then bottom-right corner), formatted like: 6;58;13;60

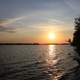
0;25;16;33
0;19;8;24
64;0;80;11
0;16;26;33
0;16;25;26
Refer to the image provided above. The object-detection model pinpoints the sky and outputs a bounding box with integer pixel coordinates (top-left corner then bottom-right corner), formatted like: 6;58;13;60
0;0;80;43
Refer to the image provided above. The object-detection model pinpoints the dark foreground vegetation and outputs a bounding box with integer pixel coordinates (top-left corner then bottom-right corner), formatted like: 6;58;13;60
71;17;80;55
59;17;80;80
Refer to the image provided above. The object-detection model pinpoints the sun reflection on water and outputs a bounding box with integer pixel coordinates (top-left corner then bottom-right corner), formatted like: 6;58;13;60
46;45;58;66
49;45;56;58
44;45;64;80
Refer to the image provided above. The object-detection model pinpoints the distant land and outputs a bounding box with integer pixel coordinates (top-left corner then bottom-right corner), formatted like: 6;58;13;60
0;43;69;45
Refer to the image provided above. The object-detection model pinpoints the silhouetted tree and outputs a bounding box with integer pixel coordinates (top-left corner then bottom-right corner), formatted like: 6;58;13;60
68;38;71;43
72;17;80;48
59;17;80;80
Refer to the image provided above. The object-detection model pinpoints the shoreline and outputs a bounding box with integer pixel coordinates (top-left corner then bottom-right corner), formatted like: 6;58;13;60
0;43;69;45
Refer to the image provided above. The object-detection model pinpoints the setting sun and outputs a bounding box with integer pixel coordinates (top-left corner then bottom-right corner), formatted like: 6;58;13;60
48;32;56;40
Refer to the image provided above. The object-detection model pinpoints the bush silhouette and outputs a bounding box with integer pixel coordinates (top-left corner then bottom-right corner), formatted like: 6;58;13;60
72;17;80;48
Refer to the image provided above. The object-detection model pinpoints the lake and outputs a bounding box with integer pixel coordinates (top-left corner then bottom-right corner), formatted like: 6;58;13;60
0;45;79;80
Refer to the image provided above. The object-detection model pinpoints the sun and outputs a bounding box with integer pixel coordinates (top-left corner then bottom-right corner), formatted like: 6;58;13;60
48;32;56;40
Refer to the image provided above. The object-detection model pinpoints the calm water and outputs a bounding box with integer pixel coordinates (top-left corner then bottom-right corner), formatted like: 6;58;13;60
0;45;79;80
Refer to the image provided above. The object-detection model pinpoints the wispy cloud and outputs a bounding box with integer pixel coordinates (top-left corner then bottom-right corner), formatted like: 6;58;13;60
0;16;25;26
0;25;16;33
0;16;25;33
64;0;80;12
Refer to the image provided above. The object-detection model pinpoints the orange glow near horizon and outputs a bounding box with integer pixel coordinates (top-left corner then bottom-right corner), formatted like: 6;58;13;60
0;29;70;44
37;32;67;44
36;32;58;43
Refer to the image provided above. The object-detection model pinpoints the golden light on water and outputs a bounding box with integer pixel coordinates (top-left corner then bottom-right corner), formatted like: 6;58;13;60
49;45;56;57
47;45;64;80
46;45;58;66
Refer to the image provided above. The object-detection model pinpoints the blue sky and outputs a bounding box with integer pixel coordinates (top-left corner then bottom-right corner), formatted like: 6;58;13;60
0;0;80;43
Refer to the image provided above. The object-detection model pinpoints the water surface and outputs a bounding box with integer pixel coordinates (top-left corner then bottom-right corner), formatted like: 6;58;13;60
0;45;78;80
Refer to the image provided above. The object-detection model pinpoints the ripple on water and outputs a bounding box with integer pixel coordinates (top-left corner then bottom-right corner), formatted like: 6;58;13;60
0;45;79;80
